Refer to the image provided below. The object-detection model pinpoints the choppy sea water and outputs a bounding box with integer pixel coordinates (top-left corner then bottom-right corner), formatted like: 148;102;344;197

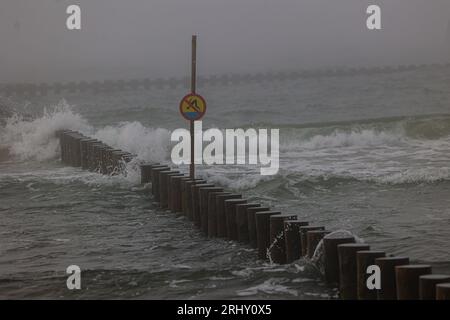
1;67;450;299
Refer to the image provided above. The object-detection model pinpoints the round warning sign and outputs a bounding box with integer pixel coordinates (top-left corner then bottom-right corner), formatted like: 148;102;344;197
179;93;207;121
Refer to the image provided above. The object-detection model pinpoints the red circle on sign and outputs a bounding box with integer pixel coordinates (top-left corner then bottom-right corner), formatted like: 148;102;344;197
179;93;207;121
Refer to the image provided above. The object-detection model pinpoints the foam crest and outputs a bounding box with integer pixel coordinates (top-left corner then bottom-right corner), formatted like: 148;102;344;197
1;100;92;161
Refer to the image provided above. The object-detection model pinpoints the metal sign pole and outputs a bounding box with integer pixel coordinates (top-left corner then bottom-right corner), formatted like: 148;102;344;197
190;35;197;179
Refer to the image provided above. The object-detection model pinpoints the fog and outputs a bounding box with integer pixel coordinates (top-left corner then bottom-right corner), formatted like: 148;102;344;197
1;0;449;82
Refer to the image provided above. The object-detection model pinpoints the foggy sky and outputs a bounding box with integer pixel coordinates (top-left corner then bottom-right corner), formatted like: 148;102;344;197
1;0;450;82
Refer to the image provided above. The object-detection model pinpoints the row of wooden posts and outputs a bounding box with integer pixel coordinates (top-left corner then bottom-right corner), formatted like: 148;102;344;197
3;63;450;97
56;130;450;300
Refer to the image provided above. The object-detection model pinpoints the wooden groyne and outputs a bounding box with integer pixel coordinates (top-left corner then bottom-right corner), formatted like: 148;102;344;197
57;129;450;300
3;63;450;97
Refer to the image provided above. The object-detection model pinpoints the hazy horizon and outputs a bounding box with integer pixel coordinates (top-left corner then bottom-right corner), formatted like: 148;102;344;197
1;0;450;83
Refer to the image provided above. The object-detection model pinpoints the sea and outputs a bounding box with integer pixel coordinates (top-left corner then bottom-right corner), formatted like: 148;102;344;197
1;66;449;299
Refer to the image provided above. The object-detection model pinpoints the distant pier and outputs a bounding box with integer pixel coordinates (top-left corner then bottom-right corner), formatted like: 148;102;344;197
2;63;449;97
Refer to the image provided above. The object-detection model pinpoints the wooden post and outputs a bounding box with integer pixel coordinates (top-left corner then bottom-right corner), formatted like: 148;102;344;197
419;275;450;300
284;220;309;263
224;199;247;240
247;207;270;248
299;226;325;256
190;35;196;179
184;180;206;219
215;194;242;237
375;256;410;300
192;183;214;226
236;203;261;243
396;265;432;300
150;166;170;201
168;174;184;211
159;171;180;208
255;211;281;260
269;214;297;264
169;175;185;212
323;236;355;286
356;250;386;300
337;243;370;300
436;283;450;300
306;230;330;258
199;187;223;234
207;191;231;238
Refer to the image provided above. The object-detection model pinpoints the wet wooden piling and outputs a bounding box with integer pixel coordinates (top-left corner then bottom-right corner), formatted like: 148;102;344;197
215;194;242;238
419;275;450;300
247;207;270;248
306;230;330;258
284;220;309;263
323;235;355;286
268;214;297;264
356;250;385;300
396;265;432;300
224;199;247;240
255;211;281;260
199;187;223;234
375;256;410;300
236;203;261;243
337;243;370;299
299;226;325;257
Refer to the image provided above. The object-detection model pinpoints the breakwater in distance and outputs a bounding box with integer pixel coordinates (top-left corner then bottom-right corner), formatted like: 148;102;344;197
56;129;450;300
3;63;450;97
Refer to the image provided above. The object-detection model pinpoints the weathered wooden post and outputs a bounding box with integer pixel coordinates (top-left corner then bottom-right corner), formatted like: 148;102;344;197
191;183;214;226
396;265;432;300
150;166;169;201
80;138;97;169
284;220;309;263
224;199;247;240
169;175;186;212
236;203;261;243
269;214;298;264
199;187;223;234
255;211;281;260
140;163;155;183
323;235;355;286
185;180;207;220
419;275;450;300
166;173;184;210
436;283;450;300
337;243;370;299
306;230;330;258
247;206;270;248
207;191;231;237
159;170;180;208
215;194;242;237
299;226;325;256
356;250;386;300
375;256;410;300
